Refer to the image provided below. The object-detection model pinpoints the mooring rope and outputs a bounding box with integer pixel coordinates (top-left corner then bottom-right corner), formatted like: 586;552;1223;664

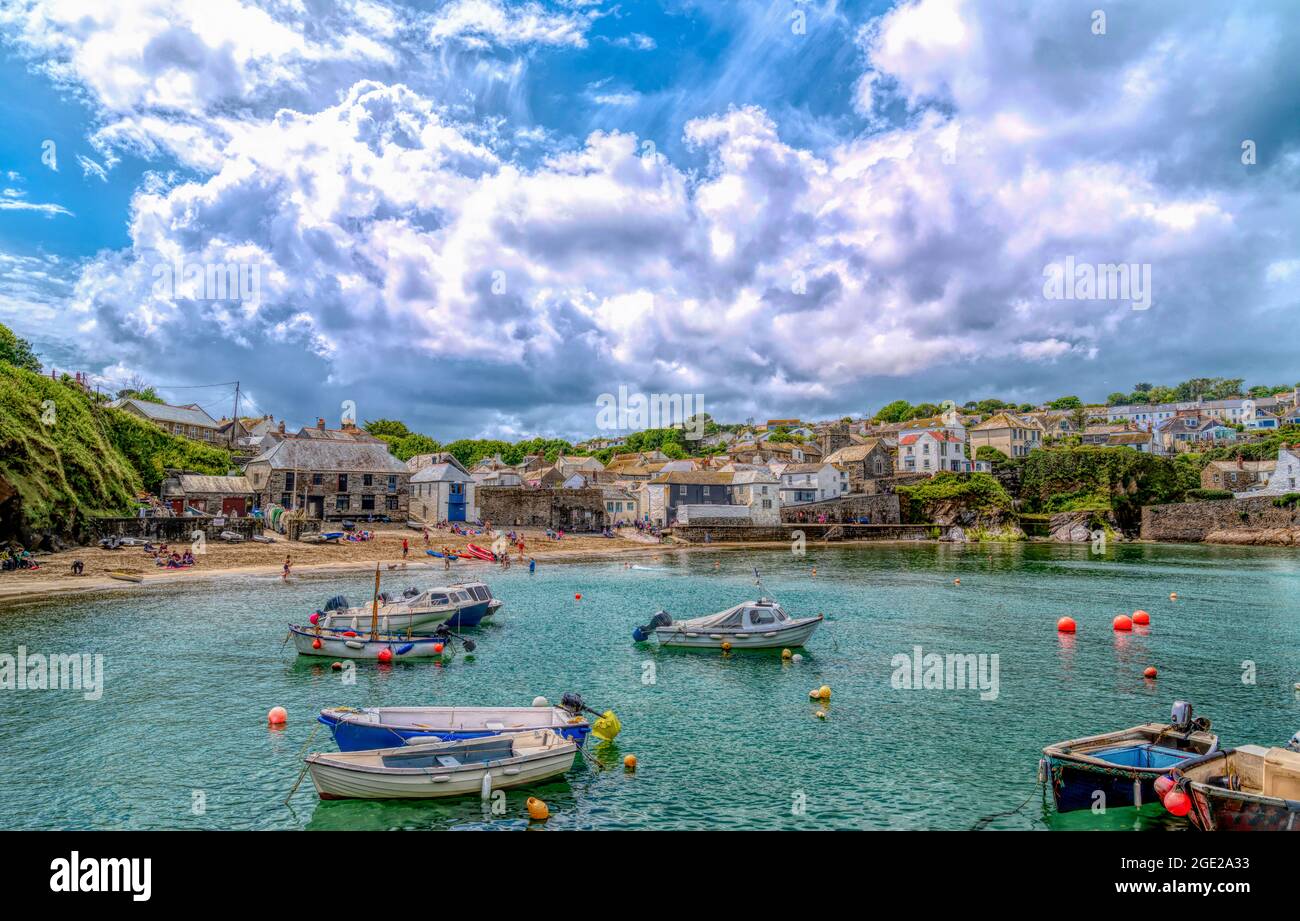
970;780;1044;830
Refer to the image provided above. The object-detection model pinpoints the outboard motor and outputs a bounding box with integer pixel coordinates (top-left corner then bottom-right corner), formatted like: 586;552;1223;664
323;595;350;612
1287;730;1300;753
1170;700;1193;731
632;610;672;642
402;587;420;599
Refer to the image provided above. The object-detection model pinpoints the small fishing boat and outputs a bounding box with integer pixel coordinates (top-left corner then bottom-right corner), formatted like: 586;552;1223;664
305;729;577;800
1040;701;1218;813
319;703;598;751
633;598;822;649
1173;741;1300;831
287;625;448;659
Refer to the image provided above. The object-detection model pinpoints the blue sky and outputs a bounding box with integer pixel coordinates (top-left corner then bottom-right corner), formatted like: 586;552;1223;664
1;0;1297;439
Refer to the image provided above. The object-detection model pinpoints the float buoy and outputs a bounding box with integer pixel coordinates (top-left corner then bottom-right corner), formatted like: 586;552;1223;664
781;648;792;660
791;653;803;663
377;648;393;664
526;797;550;821
312;638;322;649
1169;592;1178;601
815;709;827;720
331;661;342;671
575;593;582;601
623;754;637;771
721;641;732;652
1113;614;1133;632
809;685;831;700
954;578;961;586
1154;774;1176;800
1057;616;1076;633
1144;666;1158;679
532;696;549;708
433;643;444;654
1133;610;1150;625
267;706;287;726
812;568;817;576
309;612;320;625
1163;788;1191;817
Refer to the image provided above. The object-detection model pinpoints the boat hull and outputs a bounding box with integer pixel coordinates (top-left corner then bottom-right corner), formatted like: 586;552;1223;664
1186;785;1300;831
654;617;821;649
289;627;446;659
1042;758;1171;812
320;706;592;751
320;608;453;635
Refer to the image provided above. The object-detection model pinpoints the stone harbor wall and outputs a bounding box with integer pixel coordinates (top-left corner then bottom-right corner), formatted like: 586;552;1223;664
477;487;608;531
89;517;263;542
671;522;955;543
1140;496;1300;544
779;493;902;524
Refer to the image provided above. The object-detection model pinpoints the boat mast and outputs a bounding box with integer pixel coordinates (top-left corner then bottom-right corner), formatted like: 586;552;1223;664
370;562;381;640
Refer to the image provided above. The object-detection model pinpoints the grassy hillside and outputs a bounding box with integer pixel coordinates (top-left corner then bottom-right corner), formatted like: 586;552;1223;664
0;363;231;544
1013;446;1200;524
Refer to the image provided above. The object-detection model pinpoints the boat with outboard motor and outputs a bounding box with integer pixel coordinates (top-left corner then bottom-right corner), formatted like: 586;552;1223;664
1169;731;1300;831
318;692;616;751
633;597;822;649
311;581;501;633
1040;701;1219;813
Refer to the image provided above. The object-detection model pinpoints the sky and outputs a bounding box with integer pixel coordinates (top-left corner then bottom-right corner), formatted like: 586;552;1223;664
0;0;1297;440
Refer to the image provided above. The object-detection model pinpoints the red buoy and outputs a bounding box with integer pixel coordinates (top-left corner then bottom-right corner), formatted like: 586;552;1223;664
575;593;582;601
1057;616;1077;633
1163;788;1191;817
267;706;287;726
377;648;393;664
1133;610;1150;625
1144;666;1158;679
1113;614;1133;632
330;661;343;671
433;643;444;654
312;638;322;649
1154;774;1175;800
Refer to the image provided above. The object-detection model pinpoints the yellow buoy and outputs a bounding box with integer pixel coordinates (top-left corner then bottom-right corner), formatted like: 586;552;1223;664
815;710;827;720
623;754;637;771
591;710;622;742
818;685;831;700
721;641;732;652
526;797;549;821
781;648;792;660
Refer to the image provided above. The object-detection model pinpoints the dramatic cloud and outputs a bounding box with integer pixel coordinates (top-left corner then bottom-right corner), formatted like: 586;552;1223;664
3;0;1298;437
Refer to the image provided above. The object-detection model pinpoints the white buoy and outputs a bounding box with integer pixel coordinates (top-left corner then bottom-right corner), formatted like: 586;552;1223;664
532;696;549;708
480;773;492;800
791;654;803;663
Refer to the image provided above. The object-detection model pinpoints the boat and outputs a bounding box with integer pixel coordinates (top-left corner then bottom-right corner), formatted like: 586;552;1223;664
1040;701;1218;813
632;598;822;649
304;729;578;800
314;591;455;635
107;570;144;583
463;543;496;562
319;703;597;751
287;625;449;659
1173;740;1300;831
426;550;460;560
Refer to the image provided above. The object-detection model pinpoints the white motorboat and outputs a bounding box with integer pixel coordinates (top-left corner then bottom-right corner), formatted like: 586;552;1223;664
305;729;578;800
634;598;822;649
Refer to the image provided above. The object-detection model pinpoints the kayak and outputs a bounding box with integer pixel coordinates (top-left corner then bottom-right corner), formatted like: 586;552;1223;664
464;544;496;562
426;550;460;560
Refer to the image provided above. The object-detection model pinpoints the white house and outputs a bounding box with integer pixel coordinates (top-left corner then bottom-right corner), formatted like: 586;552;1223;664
410;457;477;523
898;430;969;473
1242;446;1300;496
777;462;842;504
729;468;782;524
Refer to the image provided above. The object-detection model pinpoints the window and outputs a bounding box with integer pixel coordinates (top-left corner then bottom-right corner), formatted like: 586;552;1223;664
748;607;775;625
280;493;293;509
702;486;710;496
312;473;323;486
336;495;349;511
338;474;348;492
386;496;399;511
361;495;375;511
363;474;373;487
679;485;687;495
388;475;398;493
285;472;295;492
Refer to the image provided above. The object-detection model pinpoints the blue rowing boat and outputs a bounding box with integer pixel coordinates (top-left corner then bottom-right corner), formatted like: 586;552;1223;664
319;705;594;751
1040;701;1218;813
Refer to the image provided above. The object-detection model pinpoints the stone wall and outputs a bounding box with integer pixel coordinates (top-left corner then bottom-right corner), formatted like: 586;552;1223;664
477;487;608;531
779;493;901;524
90;517;263;542
671;522;956;543
1140;496;1300;542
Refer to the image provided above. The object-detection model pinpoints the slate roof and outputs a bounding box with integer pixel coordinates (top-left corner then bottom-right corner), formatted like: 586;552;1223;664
247;438;407;473
114;399;221;429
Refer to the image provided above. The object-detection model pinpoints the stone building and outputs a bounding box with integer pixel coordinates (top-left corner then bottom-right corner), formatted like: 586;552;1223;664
824;439;892;492
245;438;409;520
159;474;254;517
477;487;607;531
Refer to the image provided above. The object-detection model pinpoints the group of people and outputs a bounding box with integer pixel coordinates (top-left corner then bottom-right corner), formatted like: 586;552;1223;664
0;548;37;572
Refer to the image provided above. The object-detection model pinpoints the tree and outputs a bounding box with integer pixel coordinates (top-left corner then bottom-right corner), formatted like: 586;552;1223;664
873;400;912;423
1106;392;1130;406
1068;406;1089;434
116;386;164;404
364;418;412;439
0;322;40;372
1049;396;1083;410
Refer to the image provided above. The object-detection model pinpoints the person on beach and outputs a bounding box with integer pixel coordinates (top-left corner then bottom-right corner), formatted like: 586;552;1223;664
402;538;409;559
528;557;536;573
443;548;451;571
71;560;84;575
422;527;429;545
282;555;292;581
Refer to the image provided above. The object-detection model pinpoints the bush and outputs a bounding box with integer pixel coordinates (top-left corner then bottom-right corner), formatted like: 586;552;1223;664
896;472;1015;512
1186;488;1233;501
1273;492;1300;508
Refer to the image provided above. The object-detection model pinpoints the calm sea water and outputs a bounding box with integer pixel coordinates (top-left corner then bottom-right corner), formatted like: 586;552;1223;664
1;542;1297;831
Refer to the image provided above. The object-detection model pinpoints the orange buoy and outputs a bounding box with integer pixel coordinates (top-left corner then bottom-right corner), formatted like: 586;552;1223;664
954;578;961;585
267;706;287;726
575;593;582;601
1144;666;1158;679
312;638;322;649
330;661;343;671
623;754;637;771
526;797;550;821
1154;774;1176;799
1057;616;1077;633
1133;610;1150;625
1113;614;1133;632
433;643;444;654
377;647;393;664
1163;788;1191;817
1169;592;1178;600
720;641;732;652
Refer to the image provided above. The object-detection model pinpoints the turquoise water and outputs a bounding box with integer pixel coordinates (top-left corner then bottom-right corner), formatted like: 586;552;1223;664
1;542;1297;830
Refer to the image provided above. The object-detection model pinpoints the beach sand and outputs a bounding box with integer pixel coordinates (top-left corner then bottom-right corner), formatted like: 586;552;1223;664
0;525;660;607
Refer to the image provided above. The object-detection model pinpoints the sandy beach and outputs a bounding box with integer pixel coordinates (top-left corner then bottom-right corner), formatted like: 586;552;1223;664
0;525;668;607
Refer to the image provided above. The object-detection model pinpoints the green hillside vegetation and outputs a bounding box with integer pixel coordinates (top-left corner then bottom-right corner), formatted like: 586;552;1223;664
1013;446;1200;521
0;361;232;543
896;472;1015;515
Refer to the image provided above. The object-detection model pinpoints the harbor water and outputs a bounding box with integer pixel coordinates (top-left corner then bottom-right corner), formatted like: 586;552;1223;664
1;541;1297;830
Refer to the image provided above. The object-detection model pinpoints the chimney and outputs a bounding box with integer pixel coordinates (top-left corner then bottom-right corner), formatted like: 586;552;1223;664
317;418;326;430
278;421;286;434
1236;456;1243;469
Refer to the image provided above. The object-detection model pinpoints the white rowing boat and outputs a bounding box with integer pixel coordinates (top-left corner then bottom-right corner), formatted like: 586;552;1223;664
634;598;822;649
305;729;577;800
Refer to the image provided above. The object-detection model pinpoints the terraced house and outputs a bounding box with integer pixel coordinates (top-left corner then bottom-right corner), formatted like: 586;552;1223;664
111;398;224;443
245;438;409;521
968;412;1041;459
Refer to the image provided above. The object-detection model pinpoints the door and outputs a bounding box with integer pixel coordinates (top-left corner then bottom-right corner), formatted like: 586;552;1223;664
448;483;466;522
307;496;325;519
170;499;184;515
222;497;246;517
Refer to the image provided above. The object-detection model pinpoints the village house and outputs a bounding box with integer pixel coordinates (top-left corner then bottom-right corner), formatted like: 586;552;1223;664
111;398;225;444
898;430;970;472
409;454;476;523
159;473;254;517
775;462;843;505
602;486;639;524
824;439;892;492
245;438;410;520
1106;431;1158;453
644;471;735;525
1154;413;1236;452
968;413;1041;459
1201;457;1276;493
727;468;782;525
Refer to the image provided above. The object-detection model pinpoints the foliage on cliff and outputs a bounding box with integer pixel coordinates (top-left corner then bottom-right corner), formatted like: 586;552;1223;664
896;472;1015;518
1014;446;1200;518
0;362;231;540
